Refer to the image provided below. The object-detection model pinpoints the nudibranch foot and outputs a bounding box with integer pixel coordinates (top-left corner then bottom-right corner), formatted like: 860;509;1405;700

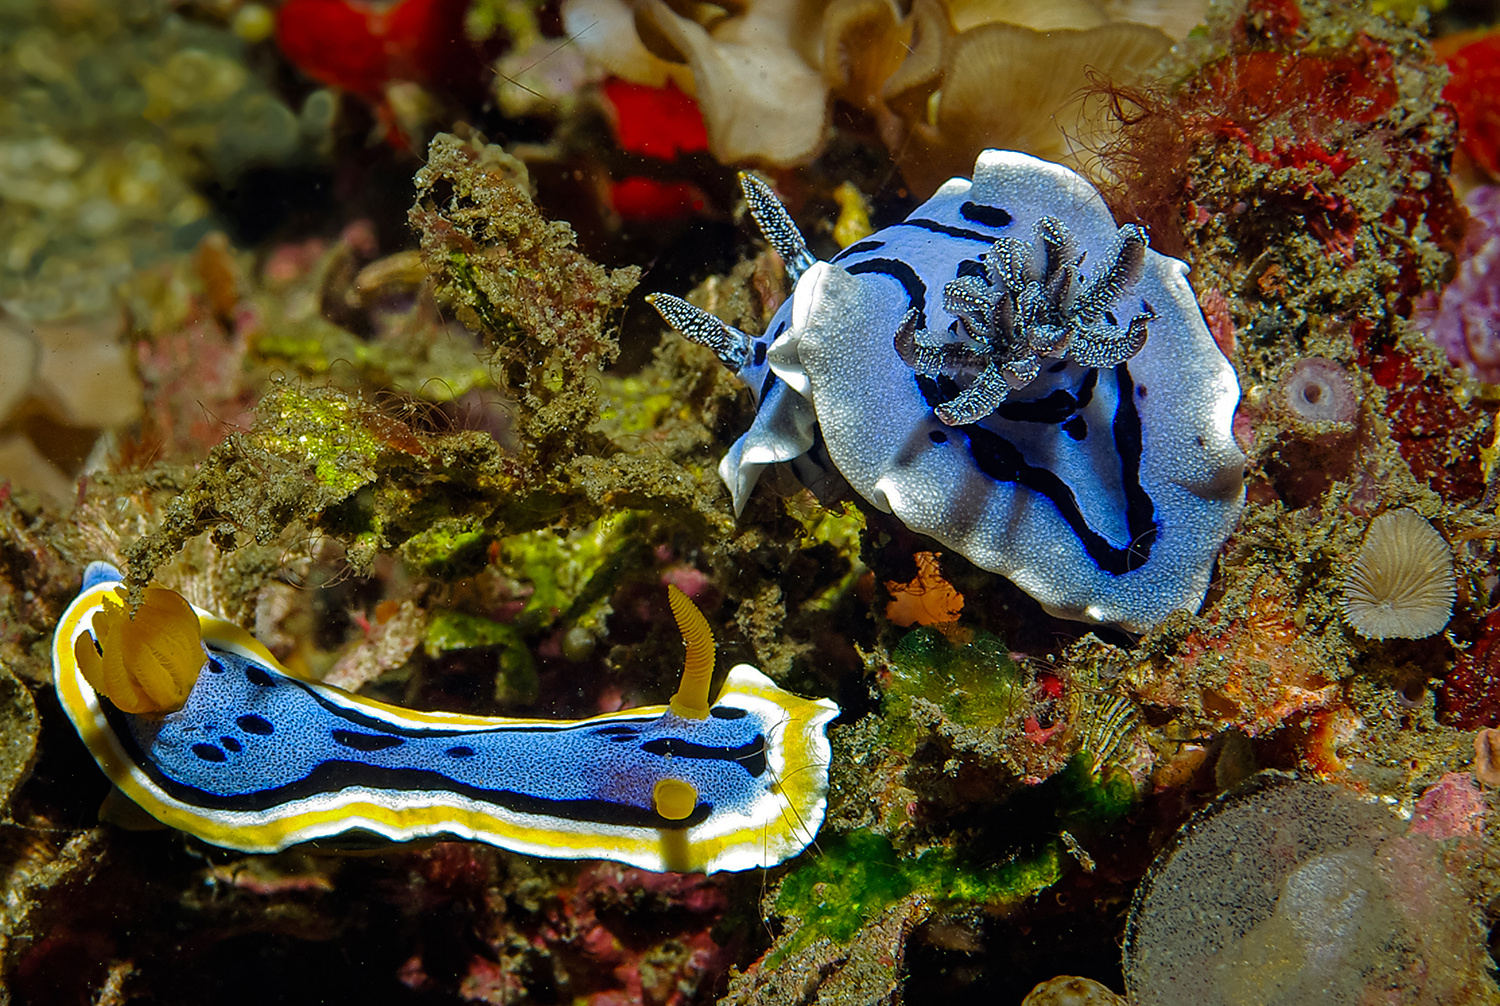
652;150;1245;632
53;564;839;874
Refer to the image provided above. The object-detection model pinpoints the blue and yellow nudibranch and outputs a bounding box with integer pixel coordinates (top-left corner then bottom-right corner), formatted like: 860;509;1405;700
53;562;839;873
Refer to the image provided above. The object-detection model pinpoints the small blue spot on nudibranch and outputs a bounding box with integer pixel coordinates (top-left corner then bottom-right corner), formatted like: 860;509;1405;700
331;729;403;752
446;745;476;758
192;743;227;762
245;667;275;687
221;736;242;752
236;714;273;735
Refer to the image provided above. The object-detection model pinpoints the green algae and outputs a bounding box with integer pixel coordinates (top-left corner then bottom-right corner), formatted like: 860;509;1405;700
401;521;491;576
253;389;383;496
498;512;643;634
770;830;1064;965
424;609;538;705
410;132;638;469
1055;753;1138;830
882;626;1024;750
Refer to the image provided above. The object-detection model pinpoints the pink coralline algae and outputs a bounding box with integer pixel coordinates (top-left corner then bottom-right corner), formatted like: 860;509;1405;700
1414;187;1500;381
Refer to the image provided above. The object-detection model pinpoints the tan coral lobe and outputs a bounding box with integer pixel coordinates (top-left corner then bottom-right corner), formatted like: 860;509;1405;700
1342;508;1455;640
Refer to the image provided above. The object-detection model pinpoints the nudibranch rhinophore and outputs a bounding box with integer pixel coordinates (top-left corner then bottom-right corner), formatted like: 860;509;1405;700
52;562;839;873
650;150;1245;632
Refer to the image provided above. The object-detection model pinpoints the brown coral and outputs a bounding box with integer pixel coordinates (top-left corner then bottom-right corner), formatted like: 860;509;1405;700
1342;509;1455;641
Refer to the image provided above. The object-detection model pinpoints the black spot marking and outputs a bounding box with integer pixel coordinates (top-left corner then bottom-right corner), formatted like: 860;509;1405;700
446;746;476;758
960;201;1013;229
1047;361;1069;374
1104;310;1118;326
930;429;949;444
221;736;242;753
205;657;224;673
1063;416;1087;441
593;725;640;736
1137;386;1147;399
956;259;986;280
193;743;227;763
331;729;404;752
709;707;748;720
236;714;274;735
245;666;275;687
753;341;767;367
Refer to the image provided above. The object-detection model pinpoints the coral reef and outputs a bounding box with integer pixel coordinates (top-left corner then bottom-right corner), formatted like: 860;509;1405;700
2;0;1500;1001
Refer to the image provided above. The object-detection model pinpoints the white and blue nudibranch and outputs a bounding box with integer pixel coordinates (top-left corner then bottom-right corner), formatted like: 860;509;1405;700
650;150;1245;632
53;562;838;873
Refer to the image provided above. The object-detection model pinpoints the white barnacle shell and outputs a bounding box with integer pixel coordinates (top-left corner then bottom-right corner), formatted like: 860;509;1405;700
1343;508;1455;640
655;151;1246;632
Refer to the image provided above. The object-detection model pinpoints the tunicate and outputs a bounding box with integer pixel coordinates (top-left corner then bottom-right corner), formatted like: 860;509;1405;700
1123;774;1494;1006
1280;357;1357;424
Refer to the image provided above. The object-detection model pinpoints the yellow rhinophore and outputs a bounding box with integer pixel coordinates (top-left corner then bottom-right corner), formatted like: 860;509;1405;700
667;584;715;718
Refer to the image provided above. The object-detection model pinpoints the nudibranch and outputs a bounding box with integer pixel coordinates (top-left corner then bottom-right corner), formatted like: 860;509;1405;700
650;150;1245;631
52;563;839;873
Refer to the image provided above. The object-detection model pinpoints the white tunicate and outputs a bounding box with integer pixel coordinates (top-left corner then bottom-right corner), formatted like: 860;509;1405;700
1281;357;1358;424
1123;776;1491;1006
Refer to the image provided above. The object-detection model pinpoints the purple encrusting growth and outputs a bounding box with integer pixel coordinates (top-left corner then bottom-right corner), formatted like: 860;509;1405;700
1414;186;1500;381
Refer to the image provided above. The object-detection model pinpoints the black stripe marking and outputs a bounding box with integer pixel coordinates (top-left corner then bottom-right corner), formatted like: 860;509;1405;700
845;258;927;327
103;702;715;828
332;729;405;752
927;365;1157;574
960;201;1013;229
292;675;658;739
640;736;768;777
831;238;886;261
990;369;1099;425
896;219;1003;244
